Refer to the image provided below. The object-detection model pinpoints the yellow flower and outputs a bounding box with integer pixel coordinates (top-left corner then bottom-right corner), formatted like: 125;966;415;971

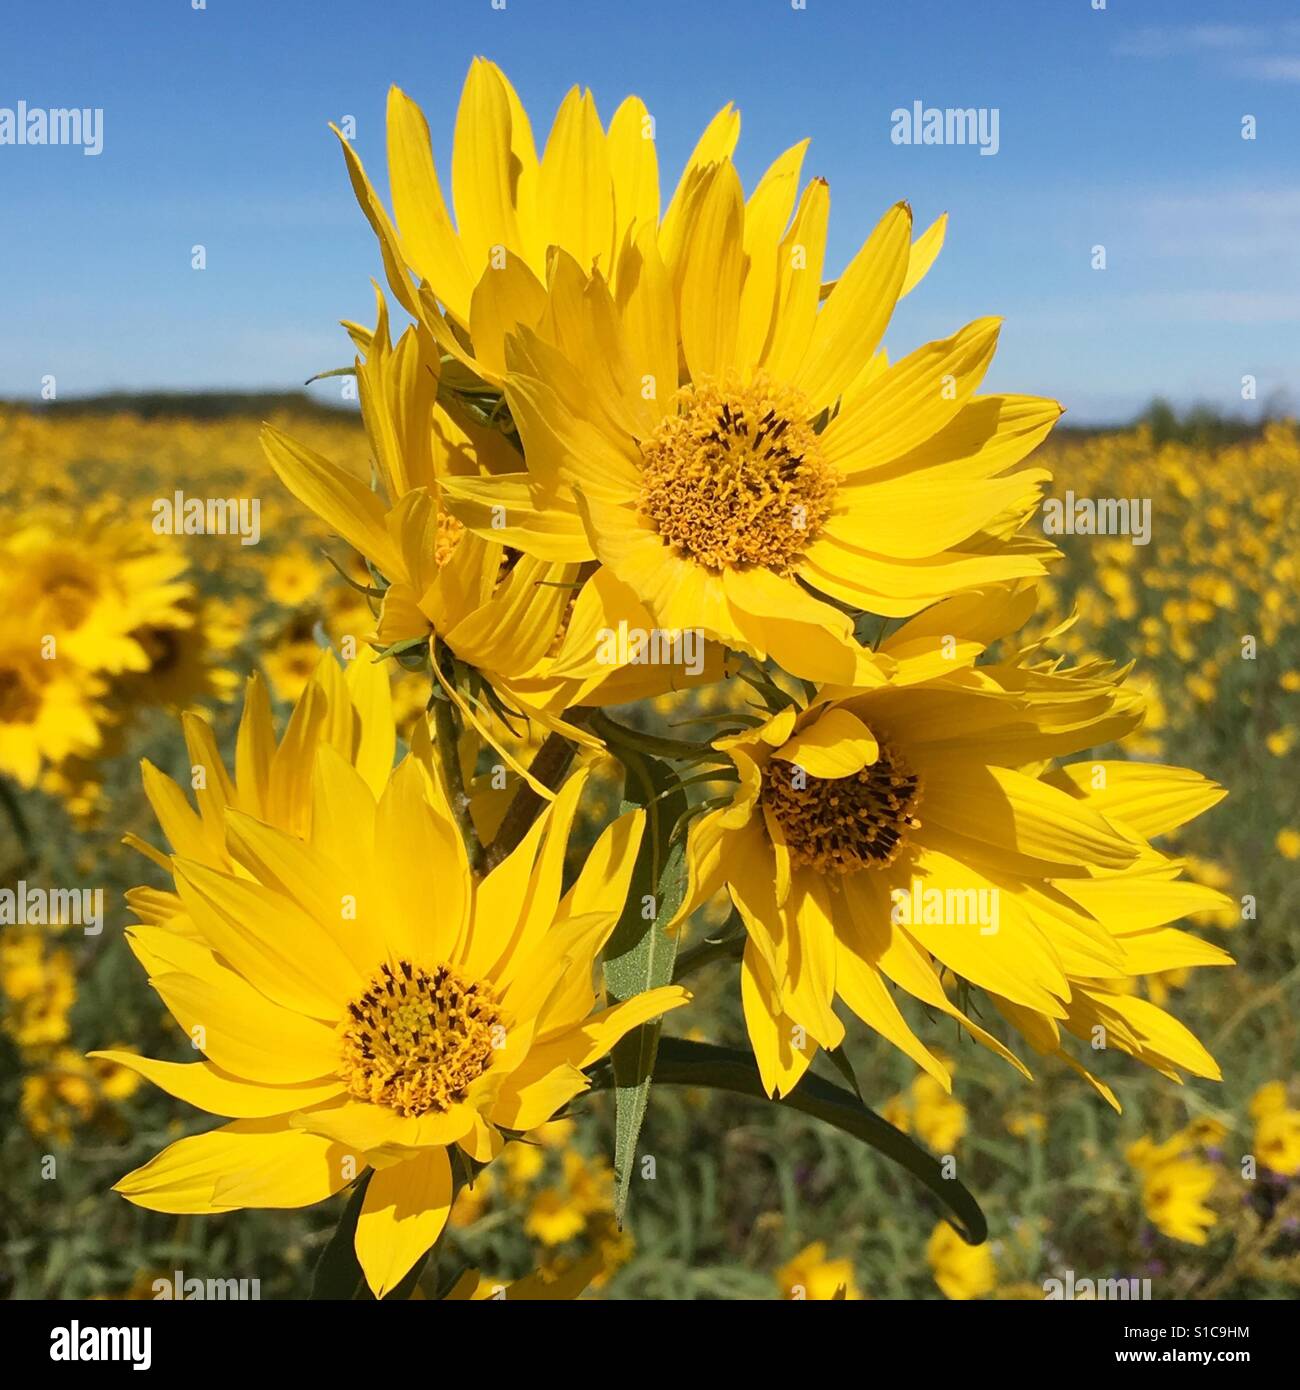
881;1092;911;1133
535;1117;575;1148
1250;1082;1300;1177
1005;1110;1046;1139
562;1149;616;1217
335;60;730;336
263;291;718;794
3;514;192;676
98;662;689;1297
19;1047;141;1144
927;1220;995;1300
670;624;1230;1100
1250;1080;1289;1119
440;177;1059;683
262;629;327;704
448;1170;494;1229
526;1188;587;1247
1276;828;1300;861
1265;726;1296;758
0;639;105;788
1127;1135;1217;1245
443;1250;606;1301
0;928;77;1049
501;1139;547;1192
912;1073;967;1152
264;546;326;608
776;1241;863;1300
120;595;242;710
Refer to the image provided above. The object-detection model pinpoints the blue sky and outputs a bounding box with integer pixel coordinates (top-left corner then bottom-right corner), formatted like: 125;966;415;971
3;0;1297;422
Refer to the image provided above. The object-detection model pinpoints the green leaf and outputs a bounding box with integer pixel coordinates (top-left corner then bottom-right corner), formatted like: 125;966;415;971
310;1173;370;1299
589;1036;988;1244
601;745;688;1224
587;708;721;764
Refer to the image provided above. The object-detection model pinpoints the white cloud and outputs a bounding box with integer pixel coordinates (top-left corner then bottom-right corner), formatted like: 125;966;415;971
1133;188;1300;263
1116;20;1300;78
1235;56;1300;82
1115;24;1260;59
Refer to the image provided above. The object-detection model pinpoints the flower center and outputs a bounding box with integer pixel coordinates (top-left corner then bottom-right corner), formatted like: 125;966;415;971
761;738;923;874
339;960;502;1116
42;572;98;629
0;667;42;724
638;376;835;573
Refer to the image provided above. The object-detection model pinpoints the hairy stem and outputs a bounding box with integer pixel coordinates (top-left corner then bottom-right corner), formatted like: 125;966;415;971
431;696;483;870
481;730;577;873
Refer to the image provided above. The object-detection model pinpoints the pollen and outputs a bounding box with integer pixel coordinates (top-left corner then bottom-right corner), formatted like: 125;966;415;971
338;960;502;1117
761;737;923;874
637;375;836;573
434;510;466;568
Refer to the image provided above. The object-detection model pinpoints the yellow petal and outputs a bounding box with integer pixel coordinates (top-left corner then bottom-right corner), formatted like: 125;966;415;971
172;858;358;1020
386;85;474;325
452;58;527;278
735;141;809;374
900;211;947;297
607;95;660;238
793;201;911;408
677;161;745;382
354;1149;453;1298
773;708;878;778
758;177;830;381
88;1051;344;1118
261;426;404;578
822;317;1002;472
537;87;615;274
115;1120;352;1214
149;969;342;1084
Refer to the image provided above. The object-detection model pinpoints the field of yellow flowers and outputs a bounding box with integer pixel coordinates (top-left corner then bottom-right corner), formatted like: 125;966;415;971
2;401;1296;1301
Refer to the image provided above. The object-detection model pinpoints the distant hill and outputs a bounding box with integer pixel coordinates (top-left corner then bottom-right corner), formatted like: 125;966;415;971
5;390;362;423
2;391;1287;445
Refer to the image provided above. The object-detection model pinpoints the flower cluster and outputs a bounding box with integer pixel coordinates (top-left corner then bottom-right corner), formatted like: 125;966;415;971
3;64;1264;1300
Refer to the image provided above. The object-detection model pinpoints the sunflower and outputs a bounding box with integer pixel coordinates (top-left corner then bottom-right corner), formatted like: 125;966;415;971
118;595;242;712
336;59;736;334
263;545;328;608
434;164;1059;682
126;652;394;882
98;660;688;1296
263;290;722;794
1127;1131;1218;1245
3;513;192;676
671;634;1232;1100
0;617;105;786
776;1241;863;1300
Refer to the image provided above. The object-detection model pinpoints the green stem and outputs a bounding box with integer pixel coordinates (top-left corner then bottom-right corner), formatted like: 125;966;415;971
671;933;745;983
431;695;482;870
586;708;722;763
0;776;33;865
481;730;576;873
